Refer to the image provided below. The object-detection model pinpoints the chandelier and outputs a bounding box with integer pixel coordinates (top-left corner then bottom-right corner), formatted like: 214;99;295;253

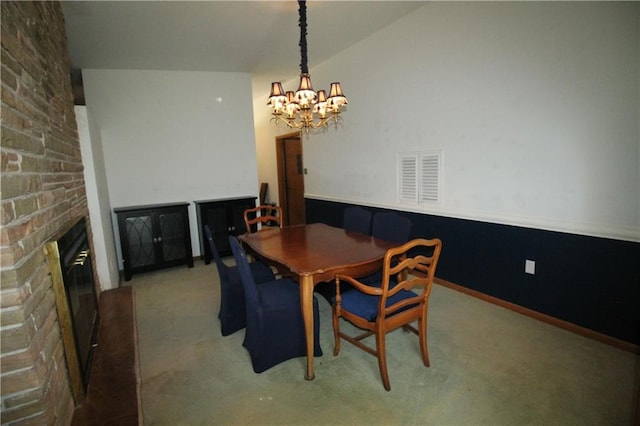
267;0;348;130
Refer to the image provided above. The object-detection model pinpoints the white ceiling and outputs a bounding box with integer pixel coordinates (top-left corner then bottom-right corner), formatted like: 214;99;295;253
63;1;426;90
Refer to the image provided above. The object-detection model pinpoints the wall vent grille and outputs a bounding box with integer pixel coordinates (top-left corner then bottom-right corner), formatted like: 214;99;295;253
398;151;442;205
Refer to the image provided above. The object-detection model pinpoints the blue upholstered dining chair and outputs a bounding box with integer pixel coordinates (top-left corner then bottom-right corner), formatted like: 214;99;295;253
313;204;372;303
316;205;372;302
371;211;412;243
333;238;443;391
317;210;413;303
358;212;413;285
204;225;275;336
343;206;372;235
229;236;323;373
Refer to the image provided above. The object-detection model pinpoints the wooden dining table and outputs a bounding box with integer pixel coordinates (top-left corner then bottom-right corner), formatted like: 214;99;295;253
238;222;400;380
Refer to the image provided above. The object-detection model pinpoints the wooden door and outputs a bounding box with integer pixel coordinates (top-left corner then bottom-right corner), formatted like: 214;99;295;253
276;132;305;226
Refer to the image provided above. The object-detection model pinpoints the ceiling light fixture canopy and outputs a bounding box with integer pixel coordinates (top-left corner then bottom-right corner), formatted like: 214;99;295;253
267;0;347;131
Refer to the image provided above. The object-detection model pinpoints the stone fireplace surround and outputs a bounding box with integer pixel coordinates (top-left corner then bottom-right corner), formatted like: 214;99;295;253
1;2;91;423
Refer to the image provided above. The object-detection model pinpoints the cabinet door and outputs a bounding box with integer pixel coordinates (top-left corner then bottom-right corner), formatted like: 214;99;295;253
229;199;256;236
124;214;156;268
157;210;188;263
117;203;192;280
206;206;232;256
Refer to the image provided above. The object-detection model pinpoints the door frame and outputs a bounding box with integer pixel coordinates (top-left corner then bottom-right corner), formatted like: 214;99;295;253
275;131;304;226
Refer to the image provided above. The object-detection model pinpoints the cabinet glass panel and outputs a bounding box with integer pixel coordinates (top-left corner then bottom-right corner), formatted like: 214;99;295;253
158;212;185;262
125;215;155;267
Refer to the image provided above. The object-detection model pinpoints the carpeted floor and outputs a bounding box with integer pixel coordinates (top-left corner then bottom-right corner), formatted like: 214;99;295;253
132;261;639;425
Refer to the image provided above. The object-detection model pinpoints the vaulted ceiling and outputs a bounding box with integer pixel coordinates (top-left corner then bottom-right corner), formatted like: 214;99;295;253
63;1;425;92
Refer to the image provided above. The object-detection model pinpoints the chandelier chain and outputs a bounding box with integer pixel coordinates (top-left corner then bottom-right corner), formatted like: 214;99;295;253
298;0;308;74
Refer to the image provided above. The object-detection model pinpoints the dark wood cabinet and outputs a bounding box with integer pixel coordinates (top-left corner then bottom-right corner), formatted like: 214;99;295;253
195;197;256;262
114;202;193;281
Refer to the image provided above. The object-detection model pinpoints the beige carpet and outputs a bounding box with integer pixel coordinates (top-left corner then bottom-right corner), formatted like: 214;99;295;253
132;261;639;425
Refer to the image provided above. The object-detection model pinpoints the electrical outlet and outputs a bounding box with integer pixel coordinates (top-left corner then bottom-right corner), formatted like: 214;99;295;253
525;259;536;275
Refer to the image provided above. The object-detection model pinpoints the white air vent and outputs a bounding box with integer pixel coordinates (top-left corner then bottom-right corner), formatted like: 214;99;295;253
420;153;440;202
398;151;442;205
398;155;418;203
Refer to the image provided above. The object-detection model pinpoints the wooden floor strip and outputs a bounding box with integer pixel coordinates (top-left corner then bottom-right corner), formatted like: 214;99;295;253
71;286;139;426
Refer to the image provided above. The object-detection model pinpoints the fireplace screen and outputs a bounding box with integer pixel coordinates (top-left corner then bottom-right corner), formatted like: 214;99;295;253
45;217;99;404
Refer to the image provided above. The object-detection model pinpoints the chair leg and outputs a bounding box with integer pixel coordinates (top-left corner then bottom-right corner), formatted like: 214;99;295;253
418;314;430;367
332;306;341;356
375;329;391;391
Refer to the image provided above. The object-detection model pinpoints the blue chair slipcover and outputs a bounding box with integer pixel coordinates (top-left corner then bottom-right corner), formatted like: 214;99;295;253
204;225;275;336
229;236;323;373
315;206;374;303
343;206;372;235
317;211;413;303
371;211;412;244
359;212;413;286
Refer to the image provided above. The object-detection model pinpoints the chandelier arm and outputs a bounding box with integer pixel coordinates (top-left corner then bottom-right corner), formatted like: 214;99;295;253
273;111;342;131
298;0;308;74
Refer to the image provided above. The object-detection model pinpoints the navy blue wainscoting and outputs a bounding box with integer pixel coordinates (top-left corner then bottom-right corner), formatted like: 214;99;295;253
305;198;640;346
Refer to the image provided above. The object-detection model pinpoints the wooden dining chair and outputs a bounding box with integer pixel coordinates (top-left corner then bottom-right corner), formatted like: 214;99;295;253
333;238;442;391
228;236;322;373
343;206;372;235
243;205;283;233
204;225;275;336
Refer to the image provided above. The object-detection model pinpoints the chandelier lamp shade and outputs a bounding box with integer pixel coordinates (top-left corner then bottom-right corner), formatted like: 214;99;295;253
267;0;348;130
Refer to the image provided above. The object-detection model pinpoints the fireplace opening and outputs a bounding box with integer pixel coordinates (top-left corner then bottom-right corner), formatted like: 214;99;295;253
45;217;100;404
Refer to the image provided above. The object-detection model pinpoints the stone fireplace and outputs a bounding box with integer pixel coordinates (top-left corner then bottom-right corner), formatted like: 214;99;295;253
1;2;92;423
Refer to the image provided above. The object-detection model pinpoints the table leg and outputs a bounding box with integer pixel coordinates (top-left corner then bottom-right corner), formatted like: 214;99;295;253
299;275;315;380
